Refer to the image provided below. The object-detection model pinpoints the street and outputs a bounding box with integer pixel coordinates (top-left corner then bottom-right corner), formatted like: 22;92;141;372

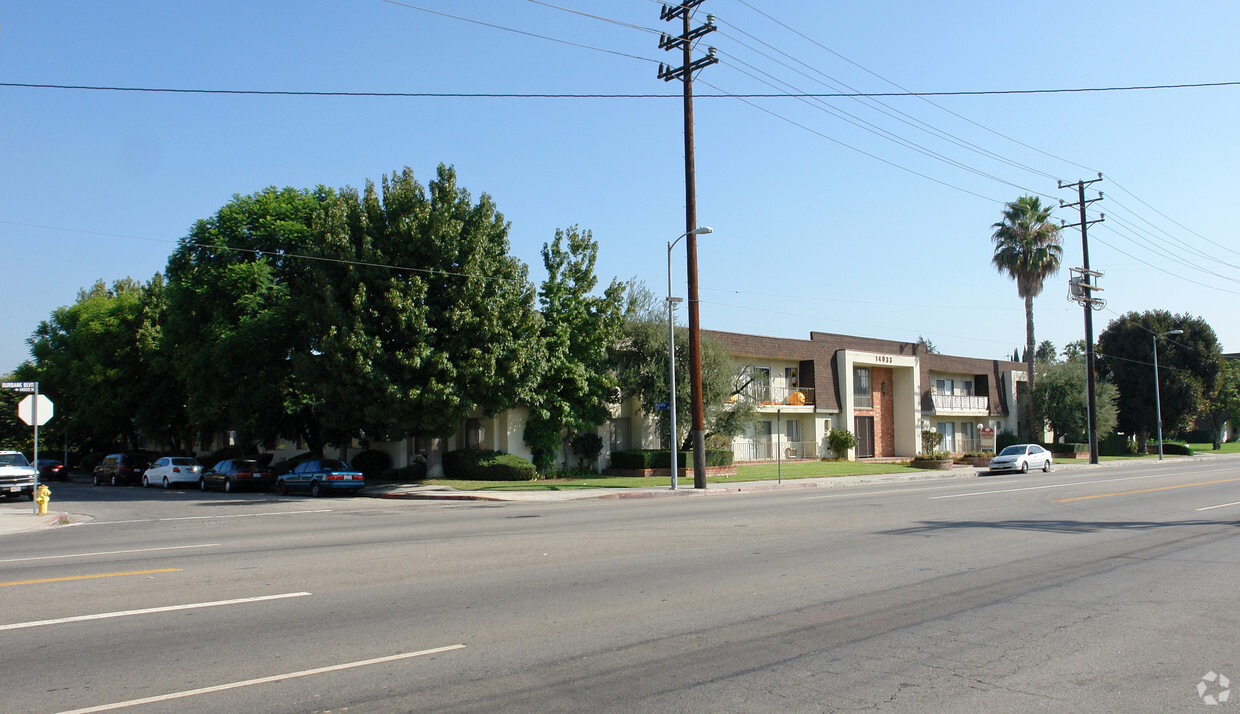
2;459;1239;712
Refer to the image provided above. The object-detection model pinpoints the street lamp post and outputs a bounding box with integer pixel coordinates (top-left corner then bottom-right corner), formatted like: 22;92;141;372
668;226;712;490
1153;329;1183;460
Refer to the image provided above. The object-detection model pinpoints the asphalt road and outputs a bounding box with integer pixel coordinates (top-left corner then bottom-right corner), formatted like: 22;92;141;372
2;459;1239;712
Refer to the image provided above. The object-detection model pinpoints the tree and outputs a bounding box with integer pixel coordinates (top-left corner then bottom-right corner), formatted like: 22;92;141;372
1096;310;1221;447
1035;339;1057;363
1033;357;1117;443
522;226;624;472
1202;358;1239;449
991;195;1063;440
316;165;544;477
916;335;938;354
612;281;754;449
1061;339;1087;362
165;185;346;456
25;278;158;452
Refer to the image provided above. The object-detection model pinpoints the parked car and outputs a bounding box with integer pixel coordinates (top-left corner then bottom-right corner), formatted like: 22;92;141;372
277;459;365;497
199;459;275;493
143;456;202;489
36;458;69;481
988;444;1052;474
0;451;37;500
93;452;154;486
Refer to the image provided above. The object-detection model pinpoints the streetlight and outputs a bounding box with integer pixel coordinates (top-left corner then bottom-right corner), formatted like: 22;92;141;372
668;226;712;490
1153;328;1183;460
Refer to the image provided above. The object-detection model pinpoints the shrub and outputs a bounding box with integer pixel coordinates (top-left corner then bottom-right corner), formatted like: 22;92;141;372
1154;442;1193;456
378;460;427;483
569;432;604;469
350;449;393;478
444;449;538;481
827;428;858;458
996;431;1021;451
1045;443;1088;456
1099;433;1138;456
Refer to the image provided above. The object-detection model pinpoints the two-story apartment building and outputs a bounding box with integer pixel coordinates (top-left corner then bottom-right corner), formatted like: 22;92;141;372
701;330;1028;461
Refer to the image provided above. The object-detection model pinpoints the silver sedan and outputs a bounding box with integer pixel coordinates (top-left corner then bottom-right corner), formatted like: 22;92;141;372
988;444;1052;474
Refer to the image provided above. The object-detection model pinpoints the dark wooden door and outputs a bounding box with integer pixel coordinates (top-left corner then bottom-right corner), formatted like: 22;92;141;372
854;416;875;458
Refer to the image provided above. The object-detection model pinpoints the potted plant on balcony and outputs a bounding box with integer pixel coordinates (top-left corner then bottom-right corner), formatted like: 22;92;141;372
910;427;954;469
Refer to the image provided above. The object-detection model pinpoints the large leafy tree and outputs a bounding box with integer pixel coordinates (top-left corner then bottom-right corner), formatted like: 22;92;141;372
316;165;544;476
24;278;156;452
522;226;623;472
1033;357;1117;443
1204;359;1240;449
991;195;1063;440
612;282;754;449
164;185;347;456
1097;310;1221;446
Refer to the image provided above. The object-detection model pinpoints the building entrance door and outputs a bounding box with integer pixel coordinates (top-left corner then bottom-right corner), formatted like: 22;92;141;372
854;416;875;458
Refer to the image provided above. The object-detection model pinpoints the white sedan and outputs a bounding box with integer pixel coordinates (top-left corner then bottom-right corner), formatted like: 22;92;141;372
988;444;1052;474
142;457;202;488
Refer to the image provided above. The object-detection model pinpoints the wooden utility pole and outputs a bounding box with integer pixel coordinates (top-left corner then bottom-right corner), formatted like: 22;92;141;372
1060;175;1105;464
658;1;716;488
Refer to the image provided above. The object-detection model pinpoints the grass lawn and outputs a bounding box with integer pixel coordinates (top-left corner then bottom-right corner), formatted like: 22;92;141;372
1188;442;1240;454
378;460;927;492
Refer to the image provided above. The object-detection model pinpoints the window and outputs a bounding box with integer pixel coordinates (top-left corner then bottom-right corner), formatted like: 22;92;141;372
854;367;872;408
744;366;771;402
936;422;954;452
935;378;953;396
961;379;974;396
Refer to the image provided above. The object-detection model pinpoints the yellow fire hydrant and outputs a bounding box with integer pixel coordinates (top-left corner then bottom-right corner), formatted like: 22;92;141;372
35;485;51;515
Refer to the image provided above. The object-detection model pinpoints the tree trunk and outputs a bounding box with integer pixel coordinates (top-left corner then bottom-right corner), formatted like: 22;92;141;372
425;437;446;478
1025;294;1037;443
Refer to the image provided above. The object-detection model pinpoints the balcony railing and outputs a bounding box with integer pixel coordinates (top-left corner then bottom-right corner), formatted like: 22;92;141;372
931;394;989;412
732;439;819;462
739;385;815;407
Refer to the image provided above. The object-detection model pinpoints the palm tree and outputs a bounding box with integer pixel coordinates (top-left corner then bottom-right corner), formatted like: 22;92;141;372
991;195;1063;441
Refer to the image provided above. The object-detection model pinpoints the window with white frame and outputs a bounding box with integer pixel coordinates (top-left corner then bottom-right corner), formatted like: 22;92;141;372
854;367;872;408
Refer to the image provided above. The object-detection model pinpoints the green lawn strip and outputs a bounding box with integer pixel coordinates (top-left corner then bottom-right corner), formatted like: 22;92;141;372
1187;442;1240;454
383;460;925;492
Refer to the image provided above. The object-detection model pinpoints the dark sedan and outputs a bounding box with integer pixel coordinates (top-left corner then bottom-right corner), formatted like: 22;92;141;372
37;459;69;481
276;459;365;497
199;459;275;493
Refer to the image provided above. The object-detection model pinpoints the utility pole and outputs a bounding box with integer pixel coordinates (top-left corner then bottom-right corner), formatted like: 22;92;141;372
658;1;716;489
1060;175;1105;464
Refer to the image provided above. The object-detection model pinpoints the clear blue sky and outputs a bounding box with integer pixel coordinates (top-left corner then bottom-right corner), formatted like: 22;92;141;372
2;1;1237;374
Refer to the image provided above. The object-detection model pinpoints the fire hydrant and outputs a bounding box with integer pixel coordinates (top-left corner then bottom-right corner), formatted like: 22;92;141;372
35;485;51;515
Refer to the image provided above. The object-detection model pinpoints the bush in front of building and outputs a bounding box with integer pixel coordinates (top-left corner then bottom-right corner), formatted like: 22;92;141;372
444;449;538;481
1044;443;1089;456
350;449;393;478
378;458;427;483
1150;441;1193;456
826;428;857;459
996;431;1021;451
609;449;733;469
1099;433;1139;456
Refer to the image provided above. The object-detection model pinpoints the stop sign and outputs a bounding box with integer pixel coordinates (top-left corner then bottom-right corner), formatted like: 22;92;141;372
18;394;53;426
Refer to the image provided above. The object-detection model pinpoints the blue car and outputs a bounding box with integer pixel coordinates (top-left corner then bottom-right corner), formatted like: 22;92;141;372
277;459;365;497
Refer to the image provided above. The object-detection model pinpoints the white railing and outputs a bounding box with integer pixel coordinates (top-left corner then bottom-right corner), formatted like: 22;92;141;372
733;439;818;462
739;386;815;407
931;394;989;412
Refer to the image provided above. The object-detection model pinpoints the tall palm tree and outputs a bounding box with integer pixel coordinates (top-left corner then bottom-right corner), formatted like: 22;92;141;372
991;195;1063;441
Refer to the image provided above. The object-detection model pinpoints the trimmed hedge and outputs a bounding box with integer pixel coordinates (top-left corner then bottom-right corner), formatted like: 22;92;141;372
350;449;392;478
1153;442;1194;456
1099;433;1138;456
379;462;428;483
443;449;538;481
996;431;1020;451
609;449;733;470
1045;442;1088;456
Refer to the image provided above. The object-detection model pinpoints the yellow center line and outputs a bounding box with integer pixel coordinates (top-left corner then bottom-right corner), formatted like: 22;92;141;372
0;568;181;587
1052;477;1240;503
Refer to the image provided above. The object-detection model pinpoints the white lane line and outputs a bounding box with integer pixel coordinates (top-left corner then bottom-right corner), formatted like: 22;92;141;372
56;644;467;713
802;480;1022;500
0;543;221;564
1197;500;1240;511
88;509;332;526
0;592;311;632
931;472;1170;499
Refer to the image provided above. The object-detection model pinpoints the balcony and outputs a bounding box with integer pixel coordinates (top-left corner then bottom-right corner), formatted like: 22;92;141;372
931;393;989;413
739;385;814;408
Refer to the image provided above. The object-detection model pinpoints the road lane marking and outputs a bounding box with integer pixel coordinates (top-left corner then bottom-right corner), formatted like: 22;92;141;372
1198;500;1240;511
0;543;220;564
932;472;1170;499
0;568;181;588
0;592;311;631
56;643;467;713
87;509;332;526
1052;477;1240;503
